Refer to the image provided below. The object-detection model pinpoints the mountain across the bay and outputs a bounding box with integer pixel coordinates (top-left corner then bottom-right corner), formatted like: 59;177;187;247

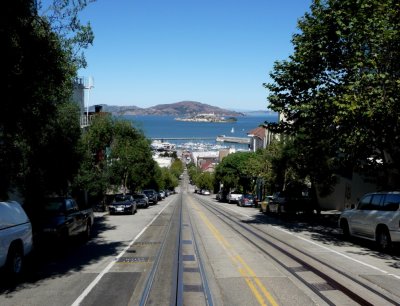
91;101;245;117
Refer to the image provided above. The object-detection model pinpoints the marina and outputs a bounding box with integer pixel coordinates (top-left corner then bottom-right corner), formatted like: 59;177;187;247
127;113;278;151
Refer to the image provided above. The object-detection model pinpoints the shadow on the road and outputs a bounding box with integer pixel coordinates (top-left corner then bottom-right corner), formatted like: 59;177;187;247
0;214;122;294
235;206;400;260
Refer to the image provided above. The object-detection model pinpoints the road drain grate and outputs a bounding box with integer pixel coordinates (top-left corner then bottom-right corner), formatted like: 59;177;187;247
133;241;161;246
182;255;196;261
117;257;153;263
184;284;203;292
312;282;335;291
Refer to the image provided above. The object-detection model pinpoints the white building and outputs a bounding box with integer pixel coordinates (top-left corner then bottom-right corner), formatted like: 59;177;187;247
72;76;94;128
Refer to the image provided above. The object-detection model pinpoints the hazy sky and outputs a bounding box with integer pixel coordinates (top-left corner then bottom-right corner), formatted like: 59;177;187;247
77;0;312;111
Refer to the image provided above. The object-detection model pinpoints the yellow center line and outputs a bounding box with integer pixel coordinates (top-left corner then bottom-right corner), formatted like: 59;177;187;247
188;197;279;306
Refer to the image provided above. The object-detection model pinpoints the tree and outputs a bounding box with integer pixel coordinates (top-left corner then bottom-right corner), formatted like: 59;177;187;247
196;172;214;192
38;0;95;68
265;0;400;190
214;152;254;193
170;159;184;179
160;167;179;191
109;120;156;192
0;1;85;202
74;114;114;203
75;116;158;200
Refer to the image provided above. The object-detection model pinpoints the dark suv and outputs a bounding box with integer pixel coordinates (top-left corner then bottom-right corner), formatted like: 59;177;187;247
268;183;318;214
143;189;158;205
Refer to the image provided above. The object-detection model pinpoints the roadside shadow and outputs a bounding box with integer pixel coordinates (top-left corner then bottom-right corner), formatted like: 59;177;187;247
241;211;400;259
0;214;121;294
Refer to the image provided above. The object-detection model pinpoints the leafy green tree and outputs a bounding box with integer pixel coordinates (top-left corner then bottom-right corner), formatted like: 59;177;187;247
196;172;214;191
76;116;158;197
73;114;113;203
38;0;95;68
214;152;254;193
265;0;400;190
109;120;156;192
0;1;86;202
170;159;184;179
160;167;179;191
187;162;200;184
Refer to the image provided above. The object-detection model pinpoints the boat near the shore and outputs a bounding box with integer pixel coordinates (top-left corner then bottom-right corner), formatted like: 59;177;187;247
175;113;237;123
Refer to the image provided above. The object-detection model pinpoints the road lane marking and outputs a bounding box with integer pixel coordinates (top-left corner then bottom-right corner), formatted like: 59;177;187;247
216;205;400;281
276;227;400;280
191;199;279;306
71;199;174;306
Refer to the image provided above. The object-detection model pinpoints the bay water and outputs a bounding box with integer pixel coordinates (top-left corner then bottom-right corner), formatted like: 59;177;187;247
121;113;278;150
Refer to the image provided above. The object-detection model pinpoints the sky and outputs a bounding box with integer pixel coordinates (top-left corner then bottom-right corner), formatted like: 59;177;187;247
77;0;312;111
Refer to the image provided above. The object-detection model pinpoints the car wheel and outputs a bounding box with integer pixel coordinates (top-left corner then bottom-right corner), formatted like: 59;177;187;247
82;221;92;241
6;243;24;278
340;219;350;239
376;227;391;251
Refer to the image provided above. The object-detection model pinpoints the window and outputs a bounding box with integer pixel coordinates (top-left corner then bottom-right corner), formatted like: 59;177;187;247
382;194;400;211
370;194;384;210
65;199;78;212
357;195;372;210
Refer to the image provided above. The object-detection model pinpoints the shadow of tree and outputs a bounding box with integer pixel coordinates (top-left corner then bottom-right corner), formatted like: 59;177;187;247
0;214;122;293
241;210;400;260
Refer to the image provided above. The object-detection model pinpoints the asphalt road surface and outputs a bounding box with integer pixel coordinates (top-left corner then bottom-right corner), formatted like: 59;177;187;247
1;171;399;305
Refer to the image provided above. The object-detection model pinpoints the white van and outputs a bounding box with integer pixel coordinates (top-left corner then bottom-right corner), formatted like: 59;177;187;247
339;191;400;251
0;201;33;277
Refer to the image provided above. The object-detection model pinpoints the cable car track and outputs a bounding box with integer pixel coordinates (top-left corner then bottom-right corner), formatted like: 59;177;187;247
139;193;213;306
193;195;399;306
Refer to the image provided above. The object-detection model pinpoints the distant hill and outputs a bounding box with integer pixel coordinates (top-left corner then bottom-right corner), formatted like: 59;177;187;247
91;101;244;117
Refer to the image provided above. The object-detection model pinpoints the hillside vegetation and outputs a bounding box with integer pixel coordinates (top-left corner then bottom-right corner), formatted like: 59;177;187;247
92;101;244;117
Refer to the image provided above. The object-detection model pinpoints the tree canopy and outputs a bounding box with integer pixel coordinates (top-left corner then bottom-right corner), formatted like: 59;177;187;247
0;1;84;200
214;152;255;193
75;115;160;200
265;0;400;190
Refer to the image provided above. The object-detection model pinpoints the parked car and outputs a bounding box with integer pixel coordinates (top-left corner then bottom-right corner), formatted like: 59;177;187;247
339;191;400;251
238;194;254;207
109;194;137;215
158;190;166;200
143;189;158;205
132;193;149;208
268;188;318;215
40;196;94;241
201;189;211;195
228;191;242;204
0;201;33;278
216;191;227;202
259;196;274;214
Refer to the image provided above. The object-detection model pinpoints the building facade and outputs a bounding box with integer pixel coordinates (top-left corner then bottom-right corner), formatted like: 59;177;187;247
72;76;94;128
